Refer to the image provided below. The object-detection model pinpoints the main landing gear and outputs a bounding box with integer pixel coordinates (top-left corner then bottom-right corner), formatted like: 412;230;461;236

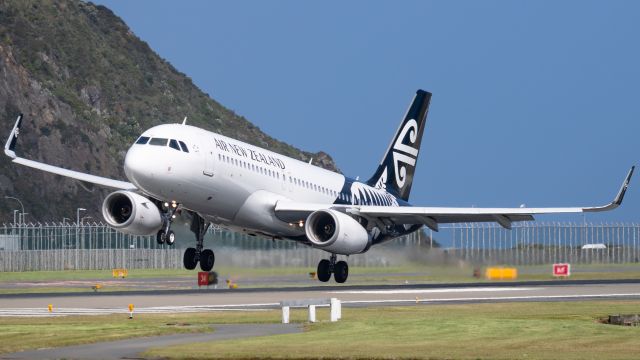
183;213;215;272
157;201;179;246
317;254;349;283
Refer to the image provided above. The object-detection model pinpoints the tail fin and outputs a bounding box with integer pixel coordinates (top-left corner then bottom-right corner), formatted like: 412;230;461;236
366;89;431;201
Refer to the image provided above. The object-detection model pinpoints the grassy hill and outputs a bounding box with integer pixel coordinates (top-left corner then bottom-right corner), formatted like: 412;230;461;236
0;0;337;223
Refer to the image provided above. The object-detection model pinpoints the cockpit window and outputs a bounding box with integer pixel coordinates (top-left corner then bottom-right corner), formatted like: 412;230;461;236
148;138;168;146
136;136;150;145
179;141;189;153
169;139;181;151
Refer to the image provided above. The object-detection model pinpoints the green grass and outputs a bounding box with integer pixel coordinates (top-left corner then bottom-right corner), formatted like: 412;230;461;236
2;301;640;359
0;268;194;282
0;310;304;355
1;264;640;295
144;301;640;360
0;314;209;355
2;263;639;282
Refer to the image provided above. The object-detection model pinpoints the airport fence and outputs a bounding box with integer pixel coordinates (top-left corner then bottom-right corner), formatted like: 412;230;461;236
0;221;638;271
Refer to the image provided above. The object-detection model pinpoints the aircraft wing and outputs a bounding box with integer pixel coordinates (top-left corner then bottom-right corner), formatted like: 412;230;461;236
275;166;634;231
4;114;137;190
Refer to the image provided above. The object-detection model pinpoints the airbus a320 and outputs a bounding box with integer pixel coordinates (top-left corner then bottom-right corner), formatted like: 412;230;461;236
4;90;633;283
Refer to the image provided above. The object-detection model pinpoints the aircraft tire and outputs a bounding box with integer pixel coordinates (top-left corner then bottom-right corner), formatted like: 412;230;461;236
334;261;349;283
183;247;198;270
166;230;176;246
317;259;331;282
156;230;165;245
200;249;215;271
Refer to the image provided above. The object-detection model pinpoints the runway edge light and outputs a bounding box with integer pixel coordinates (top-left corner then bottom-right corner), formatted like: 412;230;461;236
128;304;134;319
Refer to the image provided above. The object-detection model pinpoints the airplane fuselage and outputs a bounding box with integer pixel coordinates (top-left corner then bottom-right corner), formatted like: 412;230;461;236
123;124;418;245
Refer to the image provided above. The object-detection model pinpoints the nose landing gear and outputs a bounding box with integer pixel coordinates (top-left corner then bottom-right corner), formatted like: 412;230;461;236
317;254;349;283
183;212;216;272
157;201;179;246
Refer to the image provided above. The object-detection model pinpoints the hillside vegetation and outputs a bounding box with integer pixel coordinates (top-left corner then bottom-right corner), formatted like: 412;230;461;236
0;0;337;223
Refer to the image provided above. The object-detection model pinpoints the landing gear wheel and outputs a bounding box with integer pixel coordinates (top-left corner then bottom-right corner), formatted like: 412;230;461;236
156;230;166;245
166;230;176;246
200;249;215;271
183;247;198;270
317;259;331;282
334;261;349;283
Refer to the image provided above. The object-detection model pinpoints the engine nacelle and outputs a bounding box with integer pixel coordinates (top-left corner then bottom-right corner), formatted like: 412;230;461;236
102;190;163;235
305;209;371;255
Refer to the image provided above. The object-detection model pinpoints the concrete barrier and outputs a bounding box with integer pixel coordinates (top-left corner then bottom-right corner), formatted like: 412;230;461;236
280;298;341;323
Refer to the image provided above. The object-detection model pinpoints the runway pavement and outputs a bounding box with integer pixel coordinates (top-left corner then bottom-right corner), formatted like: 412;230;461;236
1;279;639;316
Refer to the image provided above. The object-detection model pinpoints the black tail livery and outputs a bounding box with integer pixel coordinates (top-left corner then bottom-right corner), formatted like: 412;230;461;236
367;90;431;201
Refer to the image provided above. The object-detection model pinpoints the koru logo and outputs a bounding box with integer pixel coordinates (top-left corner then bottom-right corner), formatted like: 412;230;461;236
392;119;419;188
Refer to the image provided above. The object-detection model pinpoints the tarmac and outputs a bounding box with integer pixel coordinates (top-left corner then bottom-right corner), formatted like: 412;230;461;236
1;279;640;316
1;279;640;359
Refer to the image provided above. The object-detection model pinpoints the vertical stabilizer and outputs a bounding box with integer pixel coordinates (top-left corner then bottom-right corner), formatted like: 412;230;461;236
366;90;431;201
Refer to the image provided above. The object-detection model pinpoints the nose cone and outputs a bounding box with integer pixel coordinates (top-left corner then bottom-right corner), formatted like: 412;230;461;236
124;146;148;188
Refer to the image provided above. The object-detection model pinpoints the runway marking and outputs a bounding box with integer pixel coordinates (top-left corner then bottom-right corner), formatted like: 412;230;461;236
343;293;640;304
332;287;538;294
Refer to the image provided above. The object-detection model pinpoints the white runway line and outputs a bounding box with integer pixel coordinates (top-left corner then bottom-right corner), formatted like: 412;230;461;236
343;292;640;305
2;290;640;317
332;287;538;295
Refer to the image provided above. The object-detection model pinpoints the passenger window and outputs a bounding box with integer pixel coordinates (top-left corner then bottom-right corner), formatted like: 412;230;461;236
149;138;168;146
169;139;181;151
179;141;189;153
136;136;150;145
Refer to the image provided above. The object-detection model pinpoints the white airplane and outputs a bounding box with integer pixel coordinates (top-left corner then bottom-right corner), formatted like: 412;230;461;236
4;90;634;283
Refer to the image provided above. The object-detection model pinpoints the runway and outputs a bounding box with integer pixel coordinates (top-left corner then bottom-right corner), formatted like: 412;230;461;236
1;280;639;316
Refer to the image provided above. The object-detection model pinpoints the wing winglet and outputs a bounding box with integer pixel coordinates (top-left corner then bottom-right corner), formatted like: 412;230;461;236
584;166;634;212
4;113;23;159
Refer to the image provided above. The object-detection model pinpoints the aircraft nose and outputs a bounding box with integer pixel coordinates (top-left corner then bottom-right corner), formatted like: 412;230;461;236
124;146;147;186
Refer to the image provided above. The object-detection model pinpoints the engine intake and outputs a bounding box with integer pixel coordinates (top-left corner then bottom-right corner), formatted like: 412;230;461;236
102;190;162;235
305;209;370;255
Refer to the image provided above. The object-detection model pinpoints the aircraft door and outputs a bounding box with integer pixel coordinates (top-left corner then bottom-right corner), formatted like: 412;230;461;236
203;144;215;177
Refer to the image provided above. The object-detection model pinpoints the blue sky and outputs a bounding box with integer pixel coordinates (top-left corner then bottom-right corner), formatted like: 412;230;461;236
96;0;640;222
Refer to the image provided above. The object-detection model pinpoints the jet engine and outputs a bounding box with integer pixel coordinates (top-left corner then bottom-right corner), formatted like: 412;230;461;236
102;190;163;235
305;209;371;255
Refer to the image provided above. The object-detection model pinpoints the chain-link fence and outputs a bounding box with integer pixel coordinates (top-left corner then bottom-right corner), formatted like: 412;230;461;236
0;221;638;271
444;222;640;266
